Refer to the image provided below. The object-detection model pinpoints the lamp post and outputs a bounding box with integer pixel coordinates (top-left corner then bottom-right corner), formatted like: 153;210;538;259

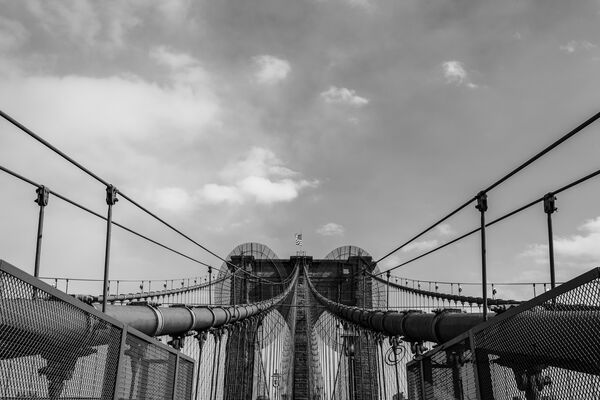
272;369;281;400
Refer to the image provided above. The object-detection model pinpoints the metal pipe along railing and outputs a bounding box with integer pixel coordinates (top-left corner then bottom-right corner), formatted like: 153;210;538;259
305;266;486;344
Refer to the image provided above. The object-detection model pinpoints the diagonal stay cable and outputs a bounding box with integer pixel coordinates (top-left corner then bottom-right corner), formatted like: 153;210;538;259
378;165;600;275
376;197;475;264
118;192;237;270
0;164;219;271
0;109;109;186
376;111;600;265
0;109;274;281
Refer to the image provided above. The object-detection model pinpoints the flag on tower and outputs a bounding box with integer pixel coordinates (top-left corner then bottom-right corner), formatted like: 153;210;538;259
295;233;303;246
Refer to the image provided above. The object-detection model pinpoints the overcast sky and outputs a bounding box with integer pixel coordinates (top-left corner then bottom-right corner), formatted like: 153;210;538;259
1;0;600;294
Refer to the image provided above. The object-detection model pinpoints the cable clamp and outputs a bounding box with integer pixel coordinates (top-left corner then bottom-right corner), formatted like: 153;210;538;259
543;193;557;214
35;185;50;206
475;191;488;212
106;184;119;206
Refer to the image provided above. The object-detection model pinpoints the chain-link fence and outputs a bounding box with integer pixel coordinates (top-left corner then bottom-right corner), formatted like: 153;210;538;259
407;267;600;400
0;259;194;400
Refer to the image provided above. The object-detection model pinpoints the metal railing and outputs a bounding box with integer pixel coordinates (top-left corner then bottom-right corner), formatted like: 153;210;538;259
406;266;600;399
0;259;195;400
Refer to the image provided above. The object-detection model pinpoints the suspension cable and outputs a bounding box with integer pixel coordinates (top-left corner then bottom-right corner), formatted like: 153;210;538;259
376;111;600;264
376;164;600;276
0;110;276;282
0;163;218;270
0;109;238;270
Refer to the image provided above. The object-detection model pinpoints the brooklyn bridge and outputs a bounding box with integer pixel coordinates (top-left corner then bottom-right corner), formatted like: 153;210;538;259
1;108;600;399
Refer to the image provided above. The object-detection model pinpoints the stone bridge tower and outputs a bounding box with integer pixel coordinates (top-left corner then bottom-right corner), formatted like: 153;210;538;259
219;243;380;400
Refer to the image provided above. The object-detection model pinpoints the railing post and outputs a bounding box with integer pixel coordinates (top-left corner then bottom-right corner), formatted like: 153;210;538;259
390;336;401;399
208;266;212;305
33;185;49;277
172;353;180;400
362;268;366;308
102;184;118;313
543;193;558;289
386;271;391;310
111;325;128;400
475;191;488;321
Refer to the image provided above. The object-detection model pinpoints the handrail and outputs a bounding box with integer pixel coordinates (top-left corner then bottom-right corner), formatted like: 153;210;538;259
99;263;299;336
370;274;520;307
305;266;486;343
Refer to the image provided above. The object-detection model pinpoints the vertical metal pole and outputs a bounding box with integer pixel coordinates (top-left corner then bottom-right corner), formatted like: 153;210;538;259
34;185;49;277
362;269;366;308
111;325;129;400
208;267;212;305
232;267;236;305
195;333;207;400
391;337;401;399
171;353;180;400
103;185;118;313
348;355;355;400
475;191;488;321
386;271;390;310
544;193;558;290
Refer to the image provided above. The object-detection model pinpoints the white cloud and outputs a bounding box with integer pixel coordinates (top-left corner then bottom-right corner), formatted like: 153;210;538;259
317;222;345;236
149;46;211;89
154;187;192;211
402;240;439;253
320;86;369;107
240;176;309;203
198;147;318;205
0;73;219;142
560;40;597;54
253;55;291;85
220;147;296;181
442;61;478;89
199;184;243;205
521;216;600;269
151;46;198;70
435;223;455;236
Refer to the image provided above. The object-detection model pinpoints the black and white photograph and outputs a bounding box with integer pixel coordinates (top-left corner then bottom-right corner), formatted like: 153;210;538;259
1;1;600;398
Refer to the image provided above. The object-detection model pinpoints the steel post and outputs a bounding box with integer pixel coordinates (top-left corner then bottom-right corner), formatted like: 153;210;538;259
102;185;118;313
111;326;129;400
391;337;401;400
544;193;558;289
208;267;212;305
33;185;49;277
475;191;488;321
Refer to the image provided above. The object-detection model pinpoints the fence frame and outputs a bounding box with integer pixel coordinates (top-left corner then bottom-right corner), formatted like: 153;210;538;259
0;259;195;400
406;266;600;399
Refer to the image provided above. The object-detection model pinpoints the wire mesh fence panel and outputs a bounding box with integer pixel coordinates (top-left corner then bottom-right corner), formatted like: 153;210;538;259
406;268;600;400
175;357;194;400
115;334;177;400
472;269;600;399
407;360;423;399
0;261;122;400
0;260;194;400
418;343;477;400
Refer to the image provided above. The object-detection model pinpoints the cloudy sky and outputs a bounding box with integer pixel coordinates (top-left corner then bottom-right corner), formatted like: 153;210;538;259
1;0;600;292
